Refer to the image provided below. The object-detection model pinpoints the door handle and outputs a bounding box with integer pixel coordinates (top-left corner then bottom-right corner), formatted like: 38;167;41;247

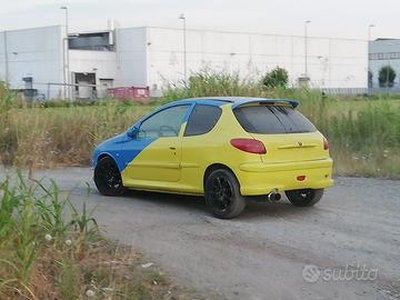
169;147;176;150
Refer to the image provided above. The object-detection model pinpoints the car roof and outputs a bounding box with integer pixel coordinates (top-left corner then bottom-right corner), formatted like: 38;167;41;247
174;97;299;108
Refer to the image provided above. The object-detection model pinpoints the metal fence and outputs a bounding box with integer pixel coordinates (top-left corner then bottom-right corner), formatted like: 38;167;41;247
322;87;400;96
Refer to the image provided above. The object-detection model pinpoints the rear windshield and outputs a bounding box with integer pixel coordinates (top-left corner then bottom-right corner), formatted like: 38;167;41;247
233;105;316;134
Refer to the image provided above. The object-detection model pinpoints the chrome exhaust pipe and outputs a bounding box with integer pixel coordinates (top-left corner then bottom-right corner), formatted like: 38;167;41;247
267;191;281;202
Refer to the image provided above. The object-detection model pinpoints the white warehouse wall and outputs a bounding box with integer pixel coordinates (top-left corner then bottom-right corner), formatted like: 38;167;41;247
115;27;148;87
69;49;117;98
146;27;368;92
0;26;64;98
69;50;117;77
1;25;368;99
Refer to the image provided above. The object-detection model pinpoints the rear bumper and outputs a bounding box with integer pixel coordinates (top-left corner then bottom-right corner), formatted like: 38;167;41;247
237;158;334;196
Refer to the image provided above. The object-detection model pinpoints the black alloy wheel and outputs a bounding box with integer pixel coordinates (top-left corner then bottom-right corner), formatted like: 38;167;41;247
94;156;125;196
285;189;324;207
204;169;246;219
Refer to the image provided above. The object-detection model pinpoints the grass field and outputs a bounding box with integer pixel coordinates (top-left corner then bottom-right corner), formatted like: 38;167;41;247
0;174;203;299
0;99;154;167
2;76;400;178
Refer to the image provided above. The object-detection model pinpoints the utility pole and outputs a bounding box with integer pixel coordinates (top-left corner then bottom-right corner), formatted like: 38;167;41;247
304;20;311;78
179;13;187;84
368;24;375;89
61;6;70;100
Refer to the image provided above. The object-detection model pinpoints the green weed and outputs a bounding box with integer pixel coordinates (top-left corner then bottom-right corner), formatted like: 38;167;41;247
0;174;201;299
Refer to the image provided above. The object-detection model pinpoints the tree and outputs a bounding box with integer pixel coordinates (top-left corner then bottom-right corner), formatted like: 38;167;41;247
378;65;396;88
262;67;289;88
368;70;373;88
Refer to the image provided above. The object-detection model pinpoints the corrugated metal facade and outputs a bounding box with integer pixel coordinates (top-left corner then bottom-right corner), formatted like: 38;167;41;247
369;39;400;90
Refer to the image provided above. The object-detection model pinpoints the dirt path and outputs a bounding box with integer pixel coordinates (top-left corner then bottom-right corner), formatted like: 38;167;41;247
11;168;400;299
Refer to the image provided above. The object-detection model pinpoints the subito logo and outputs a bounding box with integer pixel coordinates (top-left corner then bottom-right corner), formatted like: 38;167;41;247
302;264;321;283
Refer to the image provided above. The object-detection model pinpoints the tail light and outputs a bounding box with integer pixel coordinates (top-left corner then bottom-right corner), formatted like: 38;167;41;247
230;138;267;154
323;137;329;150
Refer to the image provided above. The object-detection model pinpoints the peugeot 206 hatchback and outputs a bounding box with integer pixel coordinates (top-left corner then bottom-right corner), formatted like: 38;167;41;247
92;97;333;219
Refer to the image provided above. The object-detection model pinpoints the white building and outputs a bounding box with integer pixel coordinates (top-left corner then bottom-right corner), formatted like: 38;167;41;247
0;25;368;99
369;38;400;90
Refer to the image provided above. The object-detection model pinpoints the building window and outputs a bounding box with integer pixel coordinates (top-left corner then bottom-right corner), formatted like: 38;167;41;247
370;52;400;60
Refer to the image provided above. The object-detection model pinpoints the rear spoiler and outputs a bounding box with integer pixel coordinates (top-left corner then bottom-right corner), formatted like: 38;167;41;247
232;99;299;109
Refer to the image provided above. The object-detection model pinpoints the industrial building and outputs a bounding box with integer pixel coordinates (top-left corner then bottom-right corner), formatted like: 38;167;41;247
0;25;368;100
369;38;400;90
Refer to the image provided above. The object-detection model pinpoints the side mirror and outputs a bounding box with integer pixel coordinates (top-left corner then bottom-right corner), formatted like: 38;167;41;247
127;126;138;139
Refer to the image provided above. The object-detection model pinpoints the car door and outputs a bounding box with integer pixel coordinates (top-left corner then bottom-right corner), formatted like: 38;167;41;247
180;104;223;193
124;104;190;183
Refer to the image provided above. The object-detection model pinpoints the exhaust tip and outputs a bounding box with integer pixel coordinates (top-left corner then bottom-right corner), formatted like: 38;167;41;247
267;192;281;202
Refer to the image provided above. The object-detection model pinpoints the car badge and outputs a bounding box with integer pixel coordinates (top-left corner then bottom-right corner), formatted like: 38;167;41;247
298;142;303;147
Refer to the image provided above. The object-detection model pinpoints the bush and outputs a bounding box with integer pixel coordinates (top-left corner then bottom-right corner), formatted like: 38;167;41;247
378;65;396;88
0;82;15;112
262;67;289;89
163;70;263;101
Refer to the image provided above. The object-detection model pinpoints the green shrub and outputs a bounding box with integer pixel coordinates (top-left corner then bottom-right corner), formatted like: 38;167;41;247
163;69;264;101
378;65;396;88
262;66;289;89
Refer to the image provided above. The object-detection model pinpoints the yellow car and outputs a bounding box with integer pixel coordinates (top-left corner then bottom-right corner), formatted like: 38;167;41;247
92;97;333;218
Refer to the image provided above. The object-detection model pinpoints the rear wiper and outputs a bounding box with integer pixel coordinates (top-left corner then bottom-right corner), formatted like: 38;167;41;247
268;106;287;131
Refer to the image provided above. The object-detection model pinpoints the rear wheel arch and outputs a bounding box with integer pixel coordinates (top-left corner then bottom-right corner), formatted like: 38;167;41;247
203;164;239;191
203;165;246;218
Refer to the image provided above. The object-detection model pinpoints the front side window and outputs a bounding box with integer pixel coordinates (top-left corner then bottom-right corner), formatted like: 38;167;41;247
184;105;222;136
140;105;189;138
233;105;316;134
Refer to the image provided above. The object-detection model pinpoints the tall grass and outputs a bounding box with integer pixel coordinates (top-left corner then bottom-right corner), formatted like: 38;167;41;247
163;70;264;101
0;174;98;299
164;72;400;178
321;100;400;177
0;174;201;299
0;88;153;167
1;75;400;178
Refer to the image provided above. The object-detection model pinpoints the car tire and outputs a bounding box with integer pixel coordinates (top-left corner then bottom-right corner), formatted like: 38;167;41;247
94;156;125;196
204;169;246;219
285;189;324;207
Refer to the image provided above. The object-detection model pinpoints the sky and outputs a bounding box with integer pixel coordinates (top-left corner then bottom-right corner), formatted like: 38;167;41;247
0;0;398;40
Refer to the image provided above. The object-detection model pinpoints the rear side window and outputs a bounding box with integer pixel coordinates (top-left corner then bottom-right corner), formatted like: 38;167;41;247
233;105;316;134
184;105;222;136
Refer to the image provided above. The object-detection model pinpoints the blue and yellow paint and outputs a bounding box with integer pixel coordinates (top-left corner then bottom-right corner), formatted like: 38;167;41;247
92;98;333;196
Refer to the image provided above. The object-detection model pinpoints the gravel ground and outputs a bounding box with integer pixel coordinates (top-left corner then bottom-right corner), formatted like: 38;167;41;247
2;167;400;300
